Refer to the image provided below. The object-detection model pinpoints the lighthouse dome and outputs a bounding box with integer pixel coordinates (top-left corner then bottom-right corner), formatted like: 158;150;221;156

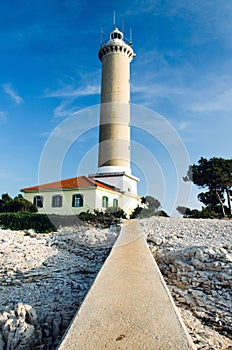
110;28;123;41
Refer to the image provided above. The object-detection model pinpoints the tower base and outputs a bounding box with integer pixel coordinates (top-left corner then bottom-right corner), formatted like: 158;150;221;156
90;170;139;196
89;170;141;216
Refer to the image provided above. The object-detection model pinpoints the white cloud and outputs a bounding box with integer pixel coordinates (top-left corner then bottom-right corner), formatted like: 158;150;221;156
0;168;13;178
3;84;23;104
187;74;232;113
132;36;232;115
191;94;232;113
44;76;100;118
0;111;7;123
166;1;232;47
125;1;232;48
40;131;52;138
178;122;189;131
132;82;184;98
46;84;100;98
52;101;76;118
124;0;158;15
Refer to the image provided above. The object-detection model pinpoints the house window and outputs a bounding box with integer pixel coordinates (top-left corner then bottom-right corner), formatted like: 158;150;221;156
72;194;83;207
102;196;109;208
33;195;43;208
113;198;118;208
52;195;62;208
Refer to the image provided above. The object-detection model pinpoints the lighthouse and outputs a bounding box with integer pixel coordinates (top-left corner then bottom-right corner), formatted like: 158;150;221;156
98;27;134;173
92;26;140;210
22;25;140;216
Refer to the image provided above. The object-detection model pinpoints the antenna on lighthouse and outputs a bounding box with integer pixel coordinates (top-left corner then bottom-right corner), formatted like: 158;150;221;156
113;11;116;28
122;20;124;34
129;27;133;45
99;27;105;44
100;26;102;44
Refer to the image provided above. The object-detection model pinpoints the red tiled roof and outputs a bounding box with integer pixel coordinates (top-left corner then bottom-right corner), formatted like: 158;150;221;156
21;176;118;192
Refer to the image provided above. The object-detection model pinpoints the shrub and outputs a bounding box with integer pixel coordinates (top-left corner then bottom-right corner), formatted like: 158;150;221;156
176;206;222;219
158;210;169;217
130;206;169;219
105;207;127;219
0;193;37;213
130;206;143;219
78;208;126;228
0;212;56;233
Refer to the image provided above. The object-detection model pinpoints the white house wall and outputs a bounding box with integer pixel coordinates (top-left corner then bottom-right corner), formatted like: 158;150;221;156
24;186;140;216
95;187;121;211
94;174;138;195
121;193;141;215
24;188;96;215
95;187;140;215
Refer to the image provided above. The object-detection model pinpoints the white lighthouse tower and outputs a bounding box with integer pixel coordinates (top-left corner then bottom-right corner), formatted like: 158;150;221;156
91;26;140;212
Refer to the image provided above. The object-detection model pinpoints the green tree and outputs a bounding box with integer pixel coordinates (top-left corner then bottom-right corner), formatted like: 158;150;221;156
139;196;161;218
129;205;143;219
14;194;37;212
176;206;191;217
184;157;232;217
105;207;127;219
0;193;14;212
158;210;169;217
144;196;161;211
197;190;223;212
0;193;37;213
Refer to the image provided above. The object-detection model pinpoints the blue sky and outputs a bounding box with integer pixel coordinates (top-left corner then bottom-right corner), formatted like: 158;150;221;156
0;0;231;215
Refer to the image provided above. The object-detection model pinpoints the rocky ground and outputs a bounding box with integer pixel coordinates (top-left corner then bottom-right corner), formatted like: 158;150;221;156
141;217;232;350
0;226;118;349
0;217;231;349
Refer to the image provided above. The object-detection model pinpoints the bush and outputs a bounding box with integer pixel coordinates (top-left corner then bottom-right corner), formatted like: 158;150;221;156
130;196;164;218
79;211;96;222
105;207;127;219
176;206;222;219
129;206;169;219
0;212;56;233
0;209;126;233
158;210;169;217
0;193;37;213
78;208;126;228
130;206;143;219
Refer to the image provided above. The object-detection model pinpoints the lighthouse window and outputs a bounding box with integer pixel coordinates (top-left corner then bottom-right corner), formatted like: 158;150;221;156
33;195;43;208
111;32;122;40
52;195;62;208
72;194;83;208
102;196;109;208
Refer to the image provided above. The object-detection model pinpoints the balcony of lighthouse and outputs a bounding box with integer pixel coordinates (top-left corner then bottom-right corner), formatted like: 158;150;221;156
98;28;135;61
99;35;132;48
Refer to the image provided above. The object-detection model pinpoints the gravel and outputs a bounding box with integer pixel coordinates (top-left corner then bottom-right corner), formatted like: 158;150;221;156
0;217;231;349
140;216;232;350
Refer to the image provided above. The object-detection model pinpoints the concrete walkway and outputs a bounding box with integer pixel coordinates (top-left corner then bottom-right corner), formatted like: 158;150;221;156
58;220;195;349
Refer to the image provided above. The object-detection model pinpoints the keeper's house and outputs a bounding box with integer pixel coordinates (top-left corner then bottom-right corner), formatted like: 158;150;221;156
21;175;139;216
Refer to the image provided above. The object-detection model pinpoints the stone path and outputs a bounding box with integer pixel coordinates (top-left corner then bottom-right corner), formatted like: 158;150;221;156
58;220;195;350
